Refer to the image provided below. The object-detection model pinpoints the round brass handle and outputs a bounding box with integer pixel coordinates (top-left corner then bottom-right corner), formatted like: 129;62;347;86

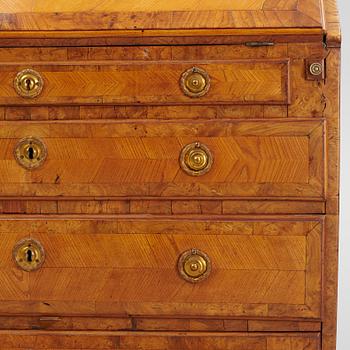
178;249;211;283
180;67;210;98
13;238;45;272
309;62;323;76
14;69;44;98
179;142;213;176
14;137;48;170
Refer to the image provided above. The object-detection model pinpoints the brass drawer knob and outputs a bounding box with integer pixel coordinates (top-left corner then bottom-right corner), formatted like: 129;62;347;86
13;238;45;272
178;249;211;283
309;62;323;76
180;67;210;98
14;69;44;98
180;142;213;176
14;137;47;170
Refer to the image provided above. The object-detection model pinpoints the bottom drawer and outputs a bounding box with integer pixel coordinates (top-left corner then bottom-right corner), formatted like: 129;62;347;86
0;331;320;350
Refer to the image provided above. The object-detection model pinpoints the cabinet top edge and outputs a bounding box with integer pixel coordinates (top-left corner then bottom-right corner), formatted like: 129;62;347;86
0;0;332;33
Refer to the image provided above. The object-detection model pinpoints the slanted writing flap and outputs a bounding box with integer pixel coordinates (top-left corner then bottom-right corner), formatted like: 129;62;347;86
0;0;324;31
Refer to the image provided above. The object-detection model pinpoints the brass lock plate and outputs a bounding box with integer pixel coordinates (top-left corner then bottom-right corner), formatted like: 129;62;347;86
14;137;47;170
13;238;45;272
180;67;210;98
179;142;213;176
14;69;44;98
178;249;211;283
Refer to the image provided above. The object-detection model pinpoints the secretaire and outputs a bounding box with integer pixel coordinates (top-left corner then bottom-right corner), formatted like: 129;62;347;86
0;1;341;349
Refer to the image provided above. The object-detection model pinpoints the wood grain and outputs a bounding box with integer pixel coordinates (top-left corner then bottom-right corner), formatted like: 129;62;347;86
0;199;325;215
0;120;324;198
0;0;308;13
0;31;325;47
322;48;340;350
0;216;322;319
0;315;322;332
324;0;341;46
0;316;131;331
0;43;326;118
0;331;321;350
0;60;289;106
0;0;340;346
248;320;321;332
0;0;323;32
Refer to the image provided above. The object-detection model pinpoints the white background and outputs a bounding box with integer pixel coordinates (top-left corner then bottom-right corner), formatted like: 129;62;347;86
337;0;349;349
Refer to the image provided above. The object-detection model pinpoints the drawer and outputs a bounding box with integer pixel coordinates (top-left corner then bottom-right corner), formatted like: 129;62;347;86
0;119;324;198
0;60;289;105
0;216;322;319
0;331;321;350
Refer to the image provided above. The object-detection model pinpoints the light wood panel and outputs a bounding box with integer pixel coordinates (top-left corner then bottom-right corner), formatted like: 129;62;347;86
0;0;323;32
322;48;341;350
324;0;341;46
0;1;340;347
0;44;326;118
0;331;321;350
248;320;321;332
0;315;322;332
0;0;289;12
0;60;289;105
0;199;325;215
0;216;322;319
0;0;312;13
0;30;324;47
0;120;324;198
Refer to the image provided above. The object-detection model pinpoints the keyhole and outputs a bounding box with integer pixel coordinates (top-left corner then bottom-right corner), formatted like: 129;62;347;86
27;146;34;160
26;249;33;263
25;78;32;91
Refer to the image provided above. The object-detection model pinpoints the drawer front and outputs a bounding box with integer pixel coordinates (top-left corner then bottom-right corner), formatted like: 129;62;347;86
0;216;322;319
0;60;289;105
0;119;324;198
0;331;320;350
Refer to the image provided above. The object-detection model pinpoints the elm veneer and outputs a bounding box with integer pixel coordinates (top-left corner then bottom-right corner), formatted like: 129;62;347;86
0;0;341;349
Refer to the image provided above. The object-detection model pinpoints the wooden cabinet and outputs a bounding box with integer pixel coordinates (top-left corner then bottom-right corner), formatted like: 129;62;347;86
0;0;340;349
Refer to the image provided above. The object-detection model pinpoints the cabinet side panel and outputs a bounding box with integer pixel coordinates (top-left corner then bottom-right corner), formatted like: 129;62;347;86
323;47;340;350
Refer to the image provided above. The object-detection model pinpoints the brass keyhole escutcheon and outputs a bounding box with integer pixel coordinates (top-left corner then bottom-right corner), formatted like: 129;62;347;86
180;67;210;98
14;69;44;98
14;137;48;170
13;239;45;272
179;142;213;176
178;249;211;283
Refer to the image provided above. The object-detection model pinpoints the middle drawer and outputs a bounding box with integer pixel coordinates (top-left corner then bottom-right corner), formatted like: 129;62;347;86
0;119;324;199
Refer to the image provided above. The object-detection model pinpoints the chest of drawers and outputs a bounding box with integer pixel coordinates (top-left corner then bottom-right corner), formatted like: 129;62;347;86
0;0;341;349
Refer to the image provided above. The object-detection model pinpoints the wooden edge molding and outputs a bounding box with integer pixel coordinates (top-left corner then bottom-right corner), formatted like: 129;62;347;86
0;28;324;47
0;329;322;337
0;198;326;215
0;28;323;39
0;315;321;332
0;213;325;221
0;34;325;48
323;0;341;46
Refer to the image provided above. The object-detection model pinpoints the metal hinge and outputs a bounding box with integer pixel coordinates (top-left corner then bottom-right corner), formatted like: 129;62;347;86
245;41;275;47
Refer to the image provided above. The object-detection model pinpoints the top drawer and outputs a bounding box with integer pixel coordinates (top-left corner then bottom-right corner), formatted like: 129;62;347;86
0;60;289;105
